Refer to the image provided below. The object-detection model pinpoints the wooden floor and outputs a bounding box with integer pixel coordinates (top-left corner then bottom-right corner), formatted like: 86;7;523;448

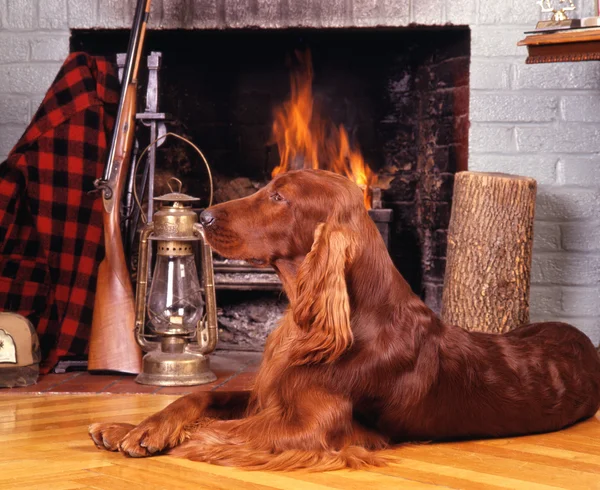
1;395;600;490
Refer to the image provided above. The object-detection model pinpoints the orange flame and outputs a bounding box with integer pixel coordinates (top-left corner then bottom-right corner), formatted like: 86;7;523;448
271;51;376;209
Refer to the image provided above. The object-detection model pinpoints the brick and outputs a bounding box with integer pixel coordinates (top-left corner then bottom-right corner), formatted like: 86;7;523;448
423;282;444;314
352;0;381;27
531;252;600;285
516;124;600;154
0;123;25;159
6;0;36;29
529;285;562;316
470;94;558;123
447;143;468;173
412;0;444;25
557;157;600;187
446;0;476;25
561;221;600;251
433;57;469;88
0;63;60;94
385;173;418;202
30;35;69;61
536;186;600;221
469;124;515;153
528;314;600;345
469;154;556;185
224;0;259;27
67;0;97;28
319;0;347;27
561;286;600;317
161;0;187;26
579;0;597;17
255;0;282;28
164;0;214;28
381;0;409;25
287;0;324;27
147;0;163;27
429;87;469;120
98;0;130;28
0;94;28;123
559;318;599;345
471;26;525;57
39;0;67;29
561;95;600;122
0;34;29;63
533;221;561;251
470;62;511;90
30;93;44;115
514;63;600;90
478;0;539;25
0;0;6;29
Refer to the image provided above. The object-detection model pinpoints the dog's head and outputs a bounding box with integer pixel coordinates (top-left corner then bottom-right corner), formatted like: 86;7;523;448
201;169;372;364
200;168;365;265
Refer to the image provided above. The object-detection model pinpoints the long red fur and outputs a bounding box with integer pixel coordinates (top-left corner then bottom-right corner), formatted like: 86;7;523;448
89;169;600;471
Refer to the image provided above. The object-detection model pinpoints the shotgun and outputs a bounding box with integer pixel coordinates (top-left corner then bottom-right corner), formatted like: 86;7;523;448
88;0;153;373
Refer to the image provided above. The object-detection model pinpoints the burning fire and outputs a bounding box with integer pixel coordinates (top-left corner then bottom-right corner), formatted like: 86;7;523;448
271;51;376;209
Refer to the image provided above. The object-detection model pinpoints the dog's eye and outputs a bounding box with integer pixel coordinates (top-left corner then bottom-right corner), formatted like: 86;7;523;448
271;192;285;202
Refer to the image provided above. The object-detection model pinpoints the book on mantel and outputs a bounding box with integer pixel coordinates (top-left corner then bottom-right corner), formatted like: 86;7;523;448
525;17;600;35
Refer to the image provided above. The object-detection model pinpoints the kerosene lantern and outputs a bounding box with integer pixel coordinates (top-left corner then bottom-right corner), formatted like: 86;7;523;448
134;182;218;386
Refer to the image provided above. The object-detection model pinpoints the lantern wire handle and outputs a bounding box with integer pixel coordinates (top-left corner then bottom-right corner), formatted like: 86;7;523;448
132;132;214;223
167;176;183;193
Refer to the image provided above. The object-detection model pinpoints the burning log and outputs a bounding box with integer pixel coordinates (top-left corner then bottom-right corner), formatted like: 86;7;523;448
441;171;537;334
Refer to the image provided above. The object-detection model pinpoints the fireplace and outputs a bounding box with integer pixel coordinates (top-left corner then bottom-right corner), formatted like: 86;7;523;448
71;26;469;350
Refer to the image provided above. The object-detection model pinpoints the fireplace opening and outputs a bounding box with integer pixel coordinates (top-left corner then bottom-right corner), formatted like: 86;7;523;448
71;27;470;350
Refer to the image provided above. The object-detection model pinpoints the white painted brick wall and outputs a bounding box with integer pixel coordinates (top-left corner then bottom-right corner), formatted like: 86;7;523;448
0;0;599;346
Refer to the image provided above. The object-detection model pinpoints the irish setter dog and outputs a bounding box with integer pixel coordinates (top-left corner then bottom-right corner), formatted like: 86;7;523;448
90;169;600;470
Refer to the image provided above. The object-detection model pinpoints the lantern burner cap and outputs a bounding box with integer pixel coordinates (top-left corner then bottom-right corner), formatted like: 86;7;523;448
155;192;200;203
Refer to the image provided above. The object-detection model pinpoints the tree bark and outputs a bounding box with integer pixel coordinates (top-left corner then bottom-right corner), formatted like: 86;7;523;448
441;171;537;334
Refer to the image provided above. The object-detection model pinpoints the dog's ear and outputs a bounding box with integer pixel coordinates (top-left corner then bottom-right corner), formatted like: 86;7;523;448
291;222;356;365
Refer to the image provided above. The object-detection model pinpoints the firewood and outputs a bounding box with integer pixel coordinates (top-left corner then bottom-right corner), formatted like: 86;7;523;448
441;171;537;333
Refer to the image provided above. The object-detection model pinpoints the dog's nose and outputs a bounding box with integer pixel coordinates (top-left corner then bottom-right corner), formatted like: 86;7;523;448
200;209;216;227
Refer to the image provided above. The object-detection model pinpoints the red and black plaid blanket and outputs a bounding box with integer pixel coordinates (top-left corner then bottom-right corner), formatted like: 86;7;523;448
0;53;120;373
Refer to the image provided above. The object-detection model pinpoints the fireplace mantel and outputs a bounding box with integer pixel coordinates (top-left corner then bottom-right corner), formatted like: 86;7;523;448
519;28;600;63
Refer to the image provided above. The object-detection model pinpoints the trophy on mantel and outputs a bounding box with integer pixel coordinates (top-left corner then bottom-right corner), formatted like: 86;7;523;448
536;0;579;29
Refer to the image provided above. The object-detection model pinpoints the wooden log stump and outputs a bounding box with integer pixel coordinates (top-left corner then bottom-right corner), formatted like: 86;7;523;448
441;171;537;333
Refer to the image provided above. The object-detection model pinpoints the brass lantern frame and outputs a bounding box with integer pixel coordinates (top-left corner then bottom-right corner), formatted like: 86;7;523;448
133;193;218;386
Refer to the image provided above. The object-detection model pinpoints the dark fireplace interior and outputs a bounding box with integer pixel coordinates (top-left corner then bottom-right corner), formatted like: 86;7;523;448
71;27;470;350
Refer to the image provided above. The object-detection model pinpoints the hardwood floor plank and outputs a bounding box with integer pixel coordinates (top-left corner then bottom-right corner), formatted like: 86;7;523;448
0;471;94;490
454;440;600;473
378;459;565;490
92;459;315;490
284;467;450;489
71;473;184;490
2;395;599;490
479;440;600;466
161;457;346;490
0;459;113;484
396;445;600;488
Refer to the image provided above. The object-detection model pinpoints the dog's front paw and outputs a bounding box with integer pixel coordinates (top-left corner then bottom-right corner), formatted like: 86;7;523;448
89;422;136;451
116;416;189;458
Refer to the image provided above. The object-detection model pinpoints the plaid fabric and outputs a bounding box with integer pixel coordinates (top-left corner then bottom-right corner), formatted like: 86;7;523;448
0;53;120;373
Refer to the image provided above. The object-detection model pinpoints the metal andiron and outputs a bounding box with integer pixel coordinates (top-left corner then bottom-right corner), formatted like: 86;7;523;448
134;183;218;386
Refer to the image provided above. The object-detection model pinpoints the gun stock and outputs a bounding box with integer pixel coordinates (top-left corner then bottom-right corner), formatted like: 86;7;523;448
89;0;151;373
89;85;141;373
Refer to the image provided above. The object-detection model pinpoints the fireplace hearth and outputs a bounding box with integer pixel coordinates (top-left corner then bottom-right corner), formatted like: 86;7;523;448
71;26;469;351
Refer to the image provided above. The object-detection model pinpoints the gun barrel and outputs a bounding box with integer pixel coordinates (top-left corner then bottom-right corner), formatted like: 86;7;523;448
101;0;152;189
